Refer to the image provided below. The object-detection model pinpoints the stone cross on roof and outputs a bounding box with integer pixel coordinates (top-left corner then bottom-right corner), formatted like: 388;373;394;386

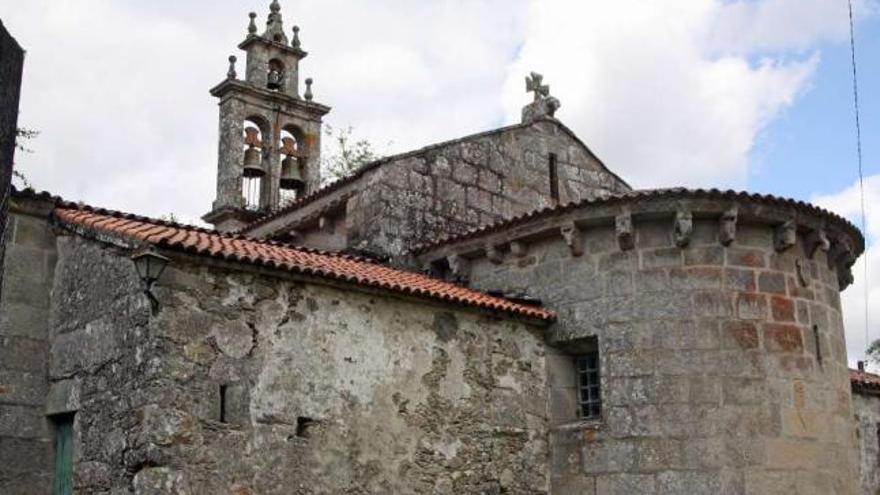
526;72;550;102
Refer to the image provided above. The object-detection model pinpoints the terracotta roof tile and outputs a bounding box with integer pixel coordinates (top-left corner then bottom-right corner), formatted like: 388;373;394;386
851;368;880;392
51;203;553;322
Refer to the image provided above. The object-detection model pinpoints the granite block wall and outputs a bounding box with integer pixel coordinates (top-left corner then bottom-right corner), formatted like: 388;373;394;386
423;197;860;494
853;391;880;495
0;202;57;493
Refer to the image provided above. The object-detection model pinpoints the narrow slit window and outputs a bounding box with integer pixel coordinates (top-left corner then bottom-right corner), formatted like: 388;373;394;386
813;325;822;365
576;352;601;419
549;153;559;202
219;385;228;423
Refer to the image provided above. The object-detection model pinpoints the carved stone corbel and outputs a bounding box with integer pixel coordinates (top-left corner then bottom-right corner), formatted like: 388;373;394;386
804;229;830;259
674;210;693;248
719;207;738;246
485;243;503;264
560;221;584;257
510;240;528;258
447;254;470;282
774;219;796;252
616;213;634;251
827;238;854;269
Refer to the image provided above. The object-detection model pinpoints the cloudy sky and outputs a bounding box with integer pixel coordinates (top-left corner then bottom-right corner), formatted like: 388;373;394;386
2;0;879;362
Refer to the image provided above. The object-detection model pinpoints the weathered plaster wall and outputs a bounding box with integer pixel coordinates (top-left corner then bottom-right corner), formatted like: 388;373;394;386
425;204;859;494
854;391;880;495
0;202;56;493
47;232;550;494
247;119;630;259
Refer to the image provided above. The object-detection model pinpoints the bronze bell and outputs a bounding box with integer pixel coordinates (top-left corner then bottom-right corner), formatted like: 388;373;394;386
279;155;304;190
242;146;266;178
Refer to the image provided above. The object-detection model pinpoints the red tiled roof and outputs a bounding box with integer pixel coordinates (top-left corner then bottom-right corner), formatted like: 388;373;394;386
51;204;554;322
851;368;880;392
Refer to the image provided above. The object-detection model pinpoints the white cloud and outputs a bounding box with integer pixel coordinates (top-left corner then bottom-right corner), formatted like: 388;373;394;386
2;0;874;226
814;176;880;365
499;0;856;189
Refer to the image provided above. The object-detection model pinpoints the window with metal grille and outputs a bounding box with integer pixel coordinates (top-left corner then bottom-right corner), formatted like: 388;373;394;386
576;353;601;419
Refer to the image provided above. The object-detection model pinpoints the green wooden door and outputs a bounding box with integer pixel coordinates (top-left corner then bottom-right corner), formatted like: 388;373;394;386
52;415;74;495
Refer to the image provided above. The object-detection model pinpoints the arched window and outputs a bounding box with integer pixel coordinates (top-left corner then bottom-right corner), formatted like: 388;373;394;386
267;59;284;90
242;117;268;210
278;125;306;206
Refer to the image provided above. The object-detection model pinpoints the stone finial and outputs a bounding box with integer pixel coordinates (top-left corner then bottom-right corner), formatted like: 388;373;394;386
526;72;549;102
560;222;583;257
485;243;503;264
447;254;469;282
248;12;258;34
719;207;738;246
522;71;560;124
264;0;288;44
616;213;634;251
674;210;693;248
292;25;301;49
227;55;237;80
805;229;830;259
304;78;314;101
774;219;797;252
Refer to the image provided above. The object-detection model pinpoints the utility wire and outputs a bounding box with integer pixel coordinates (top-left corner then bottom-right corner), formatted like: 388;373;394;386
848;0;870;350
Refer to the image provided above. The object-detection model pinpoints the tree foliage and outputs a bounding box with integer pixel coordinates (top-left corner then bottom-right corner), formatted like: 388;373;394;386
320;125;383;186
12;127;39;188
866;339;880;369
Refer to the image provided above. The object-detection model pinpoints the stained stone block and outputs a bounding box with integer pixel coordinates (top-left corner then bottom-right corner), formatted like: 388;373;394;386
757;272;786;294
596;473;656;494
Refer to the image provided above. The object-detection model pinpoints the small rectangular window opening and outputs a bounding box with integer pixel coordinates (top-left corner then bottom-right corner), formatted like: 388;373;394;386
549;153;559;202
576;352;601;419
813;325;822;365
219;385;228;423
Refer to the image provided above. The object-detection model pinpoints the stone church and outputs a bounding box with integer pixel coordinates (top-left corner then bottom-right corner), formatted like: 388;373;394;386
3;2;880;494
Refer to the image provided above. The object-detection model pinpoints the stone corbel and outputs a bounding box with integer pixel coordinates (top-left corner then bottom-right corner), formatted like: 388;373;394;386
485;243;504;264
827;238;854;269
318;215;330;231
615;213;634;251
510;240;528;258
774;219;797;252
674;210;693;248
447;254;470;282
804;229;830;259
560;221;584;257
719;207;738;246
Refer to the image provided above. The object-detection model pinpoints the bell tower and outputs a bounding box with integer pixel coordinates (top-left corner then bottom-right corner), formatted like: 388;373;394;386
204;0;330;232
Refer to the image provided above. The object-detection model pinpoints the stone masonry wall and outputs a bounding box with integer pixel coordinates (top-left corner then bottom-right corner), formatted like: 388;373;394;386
345;119;629;258
46;234;153;493
246;119;629;259
0;201;57;493
0;21;25;298
46;232;550;494
424;200;859;494
853;391;880;495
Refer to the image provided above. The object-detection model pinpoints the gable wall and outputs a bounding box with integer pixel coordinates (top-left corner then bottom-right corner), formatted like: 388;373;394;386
249;119;629;260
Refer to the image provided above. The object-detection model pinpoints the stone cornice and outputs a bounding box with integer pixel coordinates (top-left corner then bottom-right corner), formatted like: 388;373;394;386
209;79;330;116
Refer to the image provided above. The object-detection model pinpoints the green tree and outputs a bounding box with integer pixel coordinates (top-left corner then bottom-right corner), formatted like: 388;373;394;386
320;125;384;185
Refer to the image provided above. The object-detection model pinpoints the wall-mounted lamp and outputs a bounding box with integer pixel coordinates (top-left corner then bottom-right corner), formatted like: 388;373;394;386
131;246;170;314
